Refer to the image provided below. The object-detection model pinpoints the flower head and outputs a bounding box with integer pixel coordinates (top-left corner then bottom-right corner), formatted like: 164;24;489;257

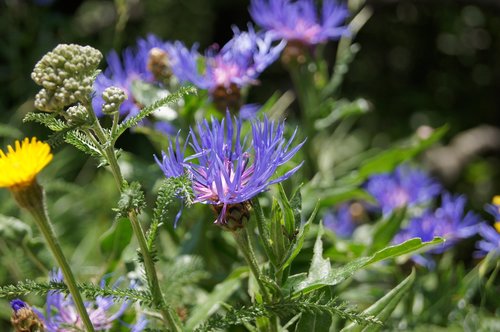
156;112;304;227
169;25;284;111
0;137;52;189
394;193;481;264
39;270;138;331
10;299;45;332
250;0;348;45
365;165;442;216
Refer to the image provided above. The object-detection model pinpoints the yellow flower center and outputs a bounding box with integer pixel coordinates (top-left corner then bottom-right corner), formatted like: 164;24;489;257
493;195;500;207
0;137;53;189
495;222;500;234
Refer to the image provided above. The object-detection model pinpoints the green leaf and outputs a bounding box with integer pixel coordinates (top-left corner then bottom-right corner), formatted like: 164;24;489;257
185;267;247;331
23;112;69;132
314;98;370;130
0;215;31;241
278;183;296;237
284;237;443;296
253;197;279;266
279;201;319;273
344;125;449;185
99;218;133;271
367;207;407;253
64;130;102;158
341;269;416;332
270;198;287;268
114;181;146;220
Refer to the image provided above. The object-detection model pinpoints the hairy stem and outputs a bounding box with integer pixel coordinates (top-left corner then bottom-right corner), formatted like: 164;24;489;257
12;183;95;332
85;104;182;331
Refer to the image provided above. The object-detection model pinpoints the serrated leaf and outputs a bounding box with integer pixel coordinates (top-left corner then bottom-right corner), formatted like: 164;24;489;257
24;112;69;131
64;130;102;158
284;236;443;296
341;269;416;332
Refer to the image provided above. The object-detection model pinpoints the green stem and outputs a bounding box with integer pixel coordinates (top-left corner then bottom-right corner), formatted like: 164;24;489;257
233;228;271;303
12;183;95;332
85;105;182;331
233;228;278;332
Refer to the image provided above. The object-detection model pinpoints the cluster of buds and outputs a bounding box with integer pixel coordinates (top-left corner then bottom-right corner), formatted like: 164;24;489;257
32;44;102;112
101;86;128;115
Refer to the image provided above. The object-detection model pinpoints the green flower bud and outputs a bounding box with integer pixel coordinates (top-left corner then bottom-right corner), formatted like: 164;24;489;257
101;86;127;115
31;44;102;112
65;104;89;126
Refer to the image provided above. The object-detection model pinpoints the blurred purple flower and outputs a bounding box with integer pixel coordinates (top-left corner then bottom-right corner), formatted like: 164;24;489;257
324;202;364;238
156;112;304;225
250;0;349;45
93;35;171;119
169;25;284;92
38;270;143;331
394;193;481;266
365;165;442;216
475;198;500;257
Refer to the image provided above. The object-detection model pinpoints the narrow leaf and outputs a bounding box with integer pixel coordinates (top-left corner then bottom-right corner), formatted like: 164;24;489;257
341;269;416;332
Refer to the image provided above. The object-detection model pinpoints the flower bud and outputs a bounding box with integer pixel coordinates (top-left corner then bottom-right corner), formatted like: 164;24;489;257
65;104;89;126
10;299;45;332
101;86;128;115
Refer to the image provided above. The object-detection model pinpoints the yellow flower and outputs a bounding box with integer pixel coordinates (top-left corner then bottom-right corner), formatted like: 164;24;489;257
0;137;53;189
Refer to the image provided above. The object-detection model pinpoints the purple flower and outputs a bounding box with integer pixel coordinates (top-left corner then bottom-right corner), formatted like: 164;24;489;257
38;270;143;331
475;198;500;257
169;25;284;91
324;202;364;238
250;0;349;45
394;193;481;266
93;35;171;119
10;299;27;312
156;112;304;225
365;165;442;216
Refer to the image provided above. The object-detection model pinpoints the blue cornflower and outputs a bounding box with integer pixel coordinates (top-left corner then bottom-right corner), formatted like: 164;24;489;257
365;165;442;216
10;299;45;331
38;270;143;331
156;112;304;226
324;202;365;238
394;193;481;266
250;0;349;45
168;25;284;111
475;196;500;257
